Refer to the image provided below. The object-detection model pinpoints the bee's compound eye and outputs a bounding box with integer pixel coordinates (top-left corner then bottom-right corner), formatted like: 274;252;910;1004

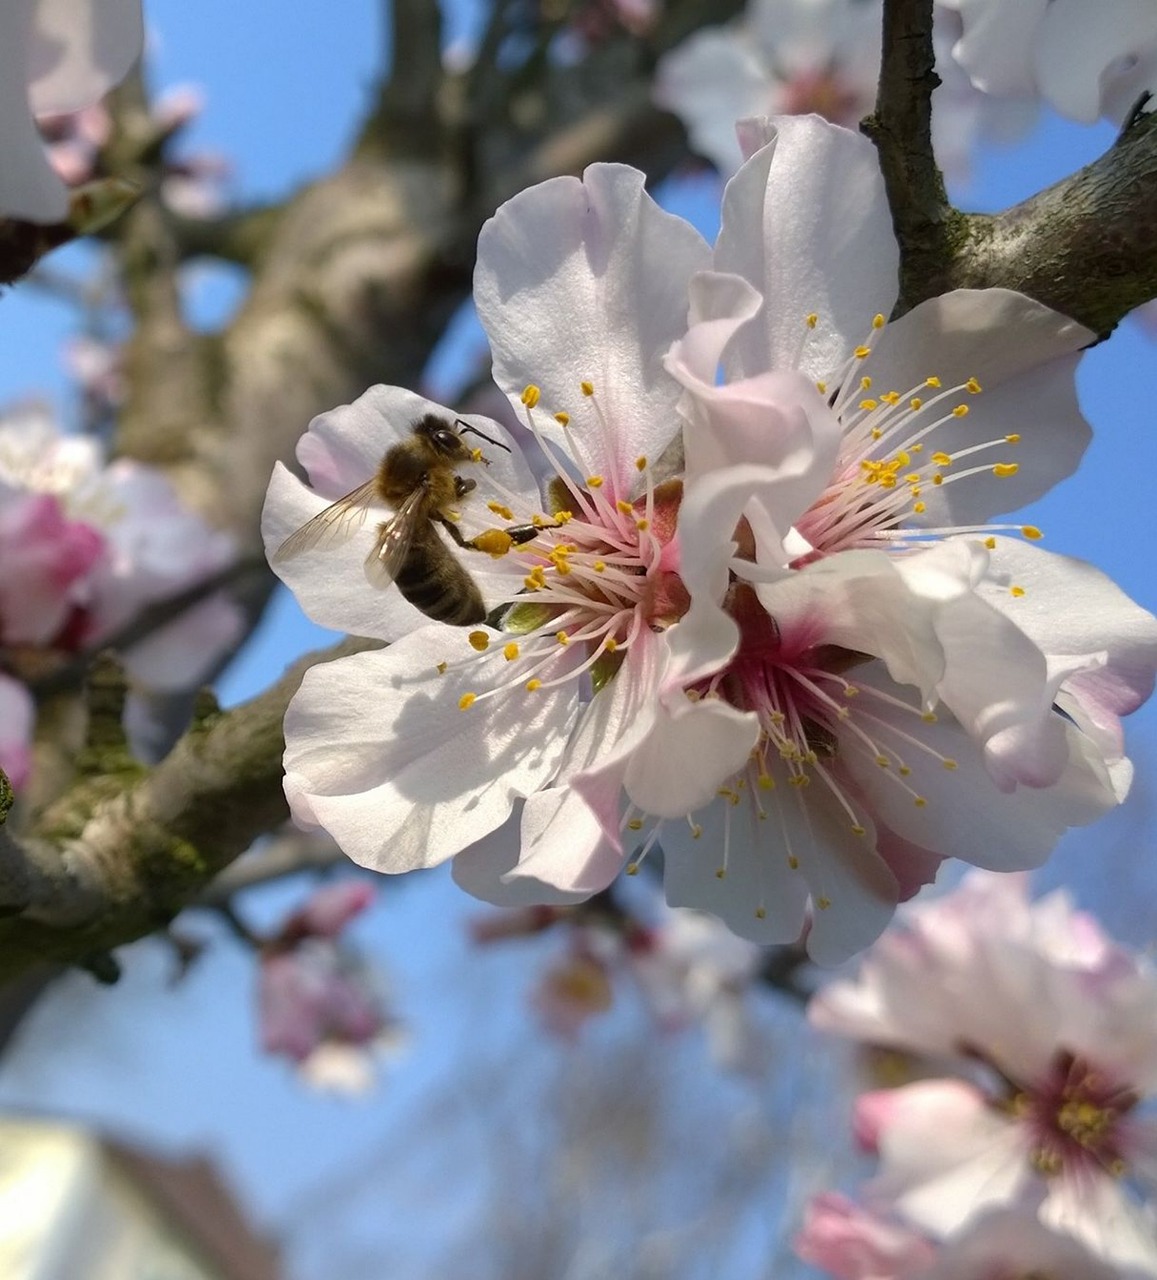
434;429;461;453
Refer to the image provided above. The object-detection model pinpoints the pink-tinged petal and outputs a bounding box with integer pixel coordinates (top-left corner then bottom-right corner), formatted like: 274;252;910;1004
28;0;144;115
475;163;711;493
949;0;1049;98
840;672;1117;870
980;537;1157;722
866;1079;1031;1235
0;492;104;645
653;28;774;177
1035;0;1157;123
861;290;1093;527
714;115;899;380
293;881;376;938
854;1087;905;1154
793;1192;937;1279
0;675;34;790
263;387;540;642
928;1208;1130;1280
452;808;606;906
1041;1174;1157;1275
283;628;580;873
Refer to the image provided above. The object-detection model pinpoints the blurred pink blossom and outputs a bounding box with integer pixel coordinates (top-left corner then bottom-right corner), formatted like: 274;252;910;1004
0;674;34;790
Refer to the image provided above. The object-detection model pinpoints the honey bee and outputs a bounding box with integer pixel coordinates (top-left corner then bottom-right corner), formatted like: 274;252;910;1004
273;413;545;626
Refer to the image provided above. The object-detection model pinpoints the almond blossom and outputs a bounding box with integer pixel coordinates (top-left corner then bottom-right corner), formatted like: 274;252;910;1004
0;406;242;692
258;880;404;1093
654;0;1033;182
795;1196;1139;1280
0;675;34;790
0;0;143;222
942;0;1157;125
810;872;1157;1273
270;125;1155;963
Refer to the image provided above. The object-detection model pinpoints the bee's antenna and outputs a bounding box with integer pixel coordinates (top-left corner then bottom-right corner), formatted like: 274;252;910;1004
455;418;511;453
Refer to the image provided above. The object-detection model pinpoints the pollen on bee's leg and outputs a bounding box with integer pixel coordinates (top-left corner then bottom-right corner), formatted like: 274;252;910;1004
470;529;515;557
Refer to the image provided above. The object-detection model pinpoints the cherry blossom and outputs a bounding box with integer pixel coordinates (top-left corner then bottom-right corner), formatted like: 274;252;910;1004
654;0;1032;182
258;880;404;1093
0;0;143;222
0;406;242;690
810;872;1157;1272
942;0;1157;125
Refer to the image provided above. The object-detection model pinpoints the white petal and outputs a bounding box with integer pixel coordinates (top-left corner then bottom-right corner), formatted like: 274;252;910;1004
1035;0;1157;123
949;0;1050;98
283;629;580;872
28;0;143;114
654;28;773;178
475;164;711;493
864;290;1093;527
714;115;899;380
451;810;594;906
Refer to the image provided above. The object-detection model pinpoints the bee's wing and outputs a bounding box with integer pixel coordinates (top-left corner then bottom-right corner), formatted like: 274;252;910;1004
364;487;425;589
272;479;380;563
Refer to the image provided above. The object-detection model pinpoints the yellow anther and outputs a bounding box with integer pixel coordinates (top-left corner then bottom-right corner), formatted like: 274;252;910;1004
931;451;952;466
586;475;604;488
436;661;448;675
843;685;859;698
872;314;885;329
487;501;514;519
616;499;633;515
816;895;832;910
966;377;982;394
523;575;542;591
942;759;958;771
861;375;873;390
715;867;727;880
898;765;911;777
854;345;871;359
952;404;969;418
993;463;1019;478
876;755;890;768
787;854;799;870
604;638;618;653
636;518;650;531
470;448;484;463
1022;525;1043;540
816;380;827;394
503;642;520;661
850;823;866;837
914;796;927;808
881;391;900;405
556;631;570;645
691;824;703;839
593;560;606;573
933;474;944;486
627;818;643;831
521;384;541;407
913;501;926;514
984;536;997;550
468;630;490;651
1005;433;1021;444
459;693;476;710
581;380;595;397
860;398;879;412
525;678;542;692
635;456;647;471
925;376;941;388
554;510;572;523
473;528;515;557
806;312;819;328
755;906;767;919
758;773;774;790
626;862;639;875
921;711;938;723
871;428;882;440
554;411;570;425
909;397;923;411
1010;585;1026;598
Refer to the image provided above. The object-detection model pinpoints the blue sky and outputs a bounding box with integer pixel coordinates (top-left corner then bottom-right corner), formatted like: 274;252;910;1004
0;5;1154;1278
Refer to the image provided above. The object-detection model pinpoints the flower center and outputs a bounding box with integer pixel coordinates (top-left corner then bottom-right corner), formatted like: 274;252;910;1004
1016;1051;1137;1180
790;312;1043;564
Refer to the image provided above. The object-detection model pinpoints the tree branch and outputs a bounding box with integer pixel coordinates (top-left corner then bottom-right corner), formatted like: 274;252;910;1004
0;636;376;981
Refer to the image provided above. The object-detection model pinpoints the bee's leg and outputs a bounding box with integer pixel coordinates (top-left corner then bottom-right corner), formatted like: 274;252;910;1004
454;476;477;500
503;523;554;546
435;514;473;549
